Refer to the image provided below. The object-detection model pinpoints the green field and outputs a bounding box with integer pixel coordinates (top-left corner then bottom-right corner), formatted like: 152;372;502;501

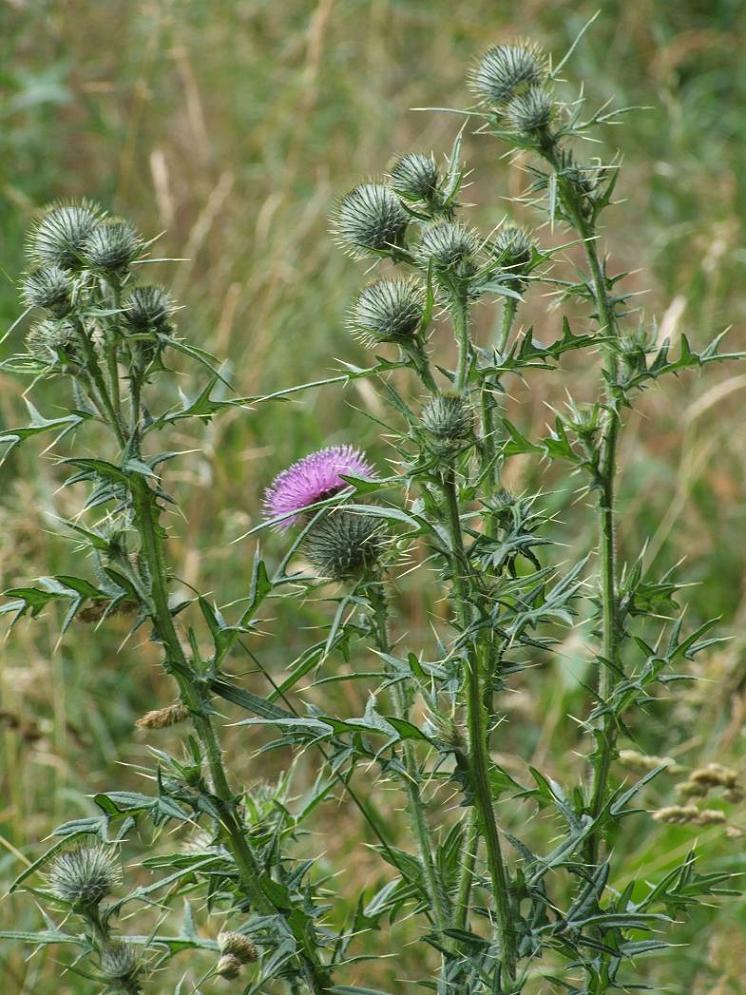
1;2;745;991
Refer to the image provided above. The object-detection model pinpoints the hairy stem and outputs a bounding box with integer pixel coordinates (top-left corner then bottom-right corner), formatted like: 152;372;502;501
367;579;449;934
451;292;471;394
542;140;622;863
131;478;331;993
441;472;517;981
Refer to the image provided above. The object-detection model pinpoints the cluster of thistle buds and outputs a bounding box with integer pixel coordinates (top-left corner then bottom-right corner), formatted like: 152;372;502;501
47;844;143;992
332;140;538;369
20;201;175;379
215;931;258;980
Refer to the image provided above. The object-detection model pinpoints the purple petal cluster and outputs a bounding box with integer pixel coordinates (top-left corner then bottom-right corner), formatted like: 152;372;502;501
264;445;374;527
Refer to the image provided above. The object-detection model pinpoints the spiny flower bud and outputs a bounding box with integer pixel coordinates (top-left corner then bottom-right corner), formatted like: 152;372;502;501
421;393;474;456
31;202;104;271
218;931;258;964
348;279;424;344
304;511;385;580
135;702;189;729
492;226;534;276
123;286;174;331
99;941;142;992
332;183;408;256
468;42;547;106
48;844;122;909
216;954;242;979
21;265;72;316
26;318;79;367
506;87;553;134
415;222;480;278
389;152;440;202
83;220;142;274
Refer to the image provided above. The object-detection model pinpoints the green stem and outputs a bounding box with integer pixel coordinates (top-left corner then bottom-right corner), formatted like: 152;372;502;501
451;292;471;394
441;472;517;981
367;580;449;934
454;813;479;931
73;318;126;448
541;139;622;863
131;478;330;993
481;297;518;537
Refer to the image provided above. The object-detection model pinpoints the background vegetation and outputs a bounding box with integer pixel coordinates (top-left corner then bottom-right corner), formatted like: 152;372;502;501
1;1;744;991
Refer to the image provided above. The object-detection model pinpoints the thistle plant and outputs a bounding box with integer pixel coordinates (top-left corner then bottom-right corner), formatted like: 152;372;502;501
1;29;741;995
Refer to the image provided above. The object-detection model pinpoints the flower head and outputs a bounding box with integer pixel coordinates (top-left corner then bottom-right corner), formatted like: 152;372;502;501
304;511;385;580
21;265;72;316
348;279;424;344
123;285;175;331
332;183;408;256
389;152;440;202
48;844;122;910
83;219;142;274
264;445;374;527
30;201;105;271
415;222;480;278
506;87;553;133
468;42;547;106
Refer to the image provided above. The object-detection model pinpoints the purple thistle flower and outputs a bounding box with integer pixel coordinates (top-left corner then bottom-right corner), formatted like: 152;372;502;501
264;445;374;528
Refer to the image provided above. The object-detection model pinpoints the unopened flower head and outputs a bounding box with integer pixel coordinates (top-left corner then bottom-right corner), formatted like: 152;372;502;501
493;225;534;276
218;931;258;964
26;318;79;367
415;222;480;278
304;510;385;580
83;220;142;274
21;265;72;316
332;183;408;256
421;393;474;456
99;941;142;991
389;152;440;202
349;279;424;344
469;42;547;106
30;202;104;271
48;844;122;910
264;445;374;527
506;87;554;134
123;285;174;331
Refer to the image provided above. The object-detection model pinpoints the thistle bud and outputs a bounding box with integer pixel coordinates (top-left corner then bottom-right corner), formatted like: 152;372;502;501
135;702;189;729
415;222;479;278
122;286;174;331
506;87;553;134
218;931;258;964
304;511;385;581
99;941;142;992
332;183;408;256
348;279;424;344
421;394;474;456
31;202;104;271
26;318;79;367
389;152;440;202
492;225;534;282
468;42;547;106
216;954;242;979
21;265;72;316
83;220;142;275
48;844;122;910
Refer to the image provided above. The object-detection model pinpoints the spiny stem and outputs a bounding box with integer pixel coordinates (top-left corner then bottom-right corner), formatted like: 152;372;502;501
541;138;622;863
441;471;517;981
451;292;471;394
454;812;479;931
367;579;450;934
481;296;518;536
131;478;331;993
